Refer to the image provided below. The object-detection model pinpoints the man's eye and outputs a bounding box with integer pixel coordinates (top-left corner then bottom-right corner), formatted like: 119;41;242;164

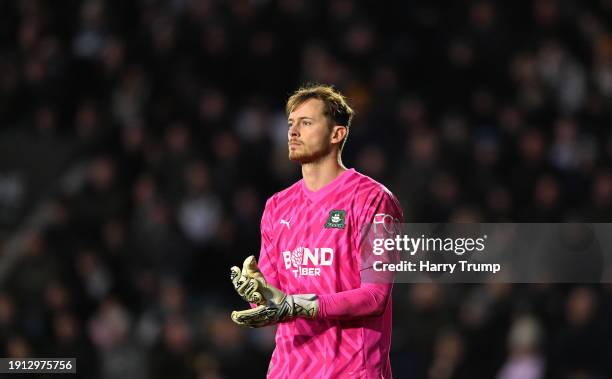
288;124;293;128
303;121;311;126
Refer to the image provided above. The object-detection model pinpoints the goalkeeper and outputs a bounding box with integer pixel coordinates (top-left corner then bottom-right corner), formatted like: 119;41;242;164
230;84;403;378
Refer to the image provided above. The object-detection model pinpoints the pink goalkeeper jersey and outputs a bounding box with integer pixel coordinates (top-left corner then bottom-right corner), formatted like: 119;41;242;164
258;168;403;379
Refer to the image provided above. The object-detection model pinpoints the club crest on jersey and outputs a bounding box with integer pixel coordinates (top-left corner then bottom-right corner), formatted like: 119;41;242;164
324;210;346;229
282;247;333;277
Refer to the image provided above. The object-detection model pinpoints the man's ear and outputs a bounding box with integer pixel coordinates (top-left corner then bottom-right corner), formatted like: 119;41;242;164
330;125;347;144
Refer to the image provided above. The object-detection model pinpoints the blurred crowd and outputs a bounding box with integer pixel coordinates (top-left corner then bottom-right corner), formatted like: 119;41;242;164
1;0;612;378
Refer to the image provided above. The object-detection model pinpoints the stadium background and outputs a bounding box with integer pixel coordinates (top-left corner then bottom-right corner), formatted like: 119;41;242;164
0;0;611;378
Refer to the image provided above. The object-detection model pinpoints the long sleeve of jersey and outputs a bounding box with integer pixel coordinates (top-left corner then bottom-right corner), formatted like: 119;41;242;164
256;197;280;289
317;282;391;319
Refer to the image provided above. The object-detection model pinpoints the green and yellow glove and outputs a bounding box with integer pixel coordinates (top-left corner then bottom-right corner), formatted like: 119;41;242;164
230;255;265;304
230;255;318;328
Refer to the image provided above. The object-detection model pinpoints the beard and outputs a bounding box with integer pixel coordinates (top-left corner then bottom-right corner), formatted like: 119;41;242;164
288;143;332;163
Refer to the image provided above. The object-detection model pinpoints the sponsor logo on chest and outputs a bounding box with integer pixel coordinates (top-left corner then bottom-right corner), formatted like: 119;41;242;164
282;247;334;278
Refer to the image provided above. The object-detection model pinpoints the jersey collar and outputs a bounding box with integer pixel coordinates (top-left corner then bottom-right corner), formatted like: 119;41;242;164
300;168;355;203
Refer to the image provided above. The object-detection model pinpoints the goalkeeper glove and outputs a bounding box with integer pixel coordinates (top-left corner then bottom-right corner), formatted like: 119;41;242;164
230;255;318;328
230;255;264;304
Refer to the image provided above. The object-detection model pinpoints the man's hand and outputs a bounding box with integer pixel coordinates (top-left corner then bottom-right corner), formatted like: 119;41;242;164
230;255;318;328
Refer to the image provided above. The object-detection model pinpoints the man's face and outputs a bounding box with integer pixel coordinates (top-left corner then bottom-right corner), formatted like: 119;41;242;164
287;98;334;163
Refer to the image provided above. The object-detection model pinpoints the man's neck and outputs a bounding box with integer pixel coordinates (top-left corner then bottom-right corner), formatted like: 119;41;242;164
301;155;347;192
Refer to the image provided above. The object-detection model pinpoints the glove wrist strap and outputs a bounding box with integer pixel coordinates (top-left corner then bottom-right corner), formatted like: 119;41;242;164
288;294;319;319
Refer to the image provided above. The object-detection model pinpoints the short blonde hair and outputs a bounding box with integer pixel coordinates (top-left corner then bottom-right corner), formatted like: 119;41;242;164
286;84;354;128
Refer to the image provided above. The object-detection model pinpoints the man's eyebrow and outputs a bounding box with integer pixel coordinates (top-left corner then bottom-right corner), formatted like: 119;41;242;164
288;116;314;123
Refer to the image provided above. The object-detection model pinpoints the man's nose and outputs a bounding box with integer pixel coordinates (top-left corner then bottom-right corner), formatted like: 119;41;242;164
288;125;299;137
